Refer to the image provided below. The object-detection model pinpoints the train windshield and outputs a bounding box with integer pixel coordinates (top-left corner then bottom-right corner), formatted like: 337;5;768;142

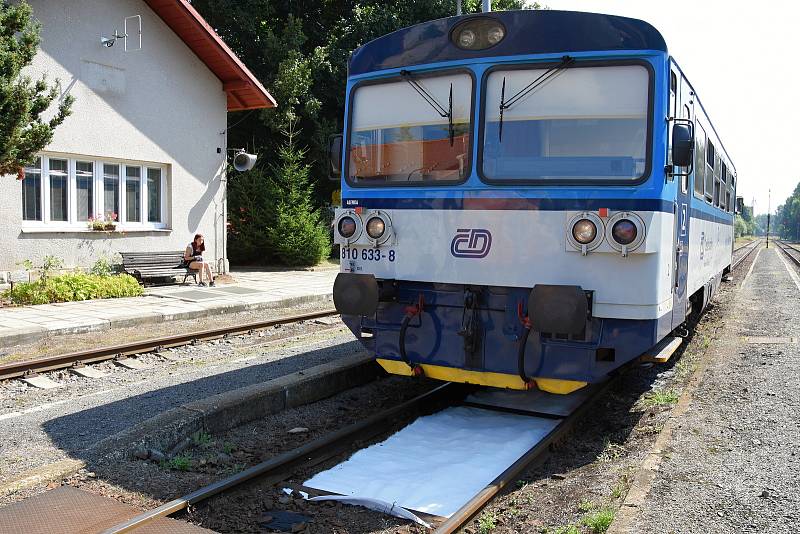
482;65;649;183
347;72;472;184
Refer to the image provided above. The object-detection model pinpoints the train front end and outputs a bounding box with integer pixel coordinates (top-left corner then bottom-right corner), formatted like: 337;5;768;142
331;10;675;394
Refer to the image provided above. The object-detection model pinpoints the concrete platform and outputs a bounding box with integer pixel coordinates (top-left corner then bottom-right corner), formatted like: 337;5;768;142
0;268;337;348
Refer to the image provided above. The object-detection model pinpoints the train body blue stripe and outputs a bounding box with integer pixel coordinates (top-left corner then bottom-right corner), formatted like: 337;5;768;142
344;197;674;212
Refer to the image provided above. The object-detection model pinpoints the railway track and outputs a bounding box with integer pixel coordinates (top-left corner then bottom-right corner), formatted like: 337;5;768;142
732;238;762;270
99;377;615;534
0;308;338;382
775;240;800;268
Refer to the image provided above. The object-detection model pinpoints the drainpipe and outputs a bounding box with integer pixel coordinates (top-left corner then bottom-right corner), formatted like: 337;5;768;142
483;0;491;12
456;0;461;16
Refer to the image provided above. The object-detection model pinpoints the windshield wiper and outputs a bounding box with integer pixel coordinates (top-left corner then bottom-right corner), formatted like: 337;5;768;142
400;70;454;146
498;55;574;142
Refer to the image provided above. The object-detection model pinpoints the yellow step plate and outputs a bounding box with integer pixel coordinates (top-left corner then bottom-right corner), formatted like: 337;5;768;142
640;336;683;363
376;358;587;395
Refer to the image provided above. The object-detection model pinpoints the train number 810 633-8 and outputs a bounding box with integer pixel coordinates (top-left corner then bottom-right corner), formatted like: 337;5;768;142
341;247;396;262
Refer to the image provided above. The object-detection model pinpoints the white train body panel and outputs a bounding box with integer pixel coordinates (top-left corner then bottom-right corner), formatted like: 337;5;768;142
337;208;676;320
687;214;734;295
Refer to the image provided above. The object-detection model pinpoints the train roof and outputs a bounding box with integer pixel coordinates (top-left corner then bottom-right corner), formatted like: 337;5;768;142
349;10;667;76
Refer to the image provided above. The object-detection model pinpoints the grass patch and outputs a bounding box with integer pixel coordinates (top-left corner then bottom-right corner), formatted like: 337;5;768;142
581;507;616;533
541;525;580;534
191;431;212;446
223;441;235;454
161;454;192;471
641;389;680;408
478;511;497;533
597;438;625;462
3;273;142;305
578;498;597;512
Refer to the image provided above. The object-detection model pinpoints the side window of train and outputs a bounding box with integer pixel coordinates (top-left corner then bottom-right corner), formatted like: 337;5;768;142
681;104;691;193
713;155;721;208
694;124;705;198
705;140;715;204
720;163;727;210
670;71;678;119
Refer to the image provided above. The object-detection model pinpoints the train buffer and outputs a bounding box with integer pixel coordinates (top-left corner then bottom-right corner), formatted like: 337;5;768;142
0;486;212;534
639;336;683;364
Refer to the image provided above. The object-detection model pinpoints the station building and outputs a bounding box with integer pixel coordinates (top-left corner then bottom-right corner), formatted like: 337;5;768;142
0;0;275;280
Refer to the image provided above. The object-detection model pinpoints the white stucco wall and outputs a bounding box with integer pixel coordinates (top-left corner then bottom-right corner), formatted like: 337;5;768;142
0;0;228;272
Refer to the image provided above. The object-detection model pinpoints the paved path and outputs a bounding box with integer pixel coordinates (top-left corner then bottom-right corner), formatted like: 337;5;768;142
619;246;800;533
0;269;337;348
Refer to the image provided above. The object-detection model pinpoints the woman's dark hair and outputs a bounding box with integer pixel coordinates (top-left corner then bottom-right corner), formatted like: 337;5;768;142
193;233;206;253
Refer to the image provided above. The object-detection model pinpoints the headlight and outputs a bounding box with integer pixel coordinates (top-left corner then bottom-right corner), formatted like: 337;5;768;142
611;219;637;245
486;25;505;45
452;18;507;50
338;216;357;238
572;219;597;245
457;29;476;49
366;217;386;239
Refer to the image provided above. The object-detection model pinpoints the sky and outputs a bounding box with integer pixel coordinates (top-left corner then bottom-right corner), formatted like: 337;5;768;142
544;0;800;215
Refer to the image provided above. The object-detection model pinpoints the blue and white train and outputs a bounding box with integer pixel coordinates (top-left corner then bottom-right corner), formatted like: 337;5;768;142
328;10;736;394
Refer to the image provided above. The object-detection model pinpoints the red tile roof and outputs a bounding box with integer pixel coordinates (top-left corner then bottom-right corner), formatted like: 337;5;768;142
143;0;276;111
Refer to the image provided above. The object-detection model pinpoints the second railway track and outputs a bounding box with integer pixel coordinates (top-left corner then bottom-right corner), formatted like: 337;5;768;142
0;308;339;382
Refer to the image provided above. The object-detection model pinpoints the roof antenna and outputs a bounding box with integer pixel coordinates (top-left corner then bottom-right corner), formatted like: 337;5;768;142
483;0;492;12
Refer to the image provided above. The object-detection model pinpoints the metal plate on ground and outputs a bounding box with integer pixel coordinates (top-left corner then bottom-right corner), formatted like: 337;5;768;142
304;406;560;518
19;374;62;389
115;357;149;370
0;486;214;534
745;336;798;344
464;384;597;417
157;289;227;302
211;286;263;296
70;366;108;378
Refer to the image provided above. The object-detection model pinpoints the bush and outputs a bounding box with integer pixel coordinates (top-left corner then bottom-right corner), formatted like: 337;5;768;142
4;273;143;305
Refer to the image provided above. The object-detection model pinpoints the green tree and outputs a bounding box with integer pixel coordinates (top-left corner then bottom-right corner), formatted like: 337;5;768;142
266;121;331;266
0;2;73;175
227;165;278;264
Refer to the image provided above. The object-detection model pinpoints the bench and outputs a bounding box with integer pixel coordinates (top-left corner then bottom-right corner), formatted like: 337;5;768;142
121;251;199;285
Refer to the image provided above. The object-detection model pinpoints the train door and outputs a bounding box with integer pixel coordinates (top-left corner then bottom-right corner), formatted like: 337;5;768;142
671;68;692;327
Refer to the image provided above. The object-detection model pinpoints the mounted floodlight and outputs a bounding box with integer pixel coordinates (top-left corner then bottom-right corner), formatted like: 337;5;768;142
233;151;257;172
101;14;142;51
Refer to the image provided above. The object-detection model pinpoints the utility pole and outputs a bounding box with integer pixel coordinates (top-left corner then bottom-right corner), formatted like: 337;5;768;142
766;188;771;249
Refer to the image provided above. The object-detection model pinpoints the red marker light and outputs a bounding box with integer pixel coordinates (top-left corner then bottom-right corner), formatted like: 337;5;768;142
354;206;363;215
598;208;609;218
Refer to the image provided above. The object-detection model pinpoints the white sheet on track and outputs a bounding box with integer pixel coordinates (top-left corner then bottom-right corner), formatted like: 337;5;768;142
303;406;560;518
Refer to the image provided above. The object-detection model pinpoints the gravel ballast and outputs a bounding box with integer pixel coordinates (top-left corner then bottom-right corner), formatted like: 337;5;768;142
621;246;800;533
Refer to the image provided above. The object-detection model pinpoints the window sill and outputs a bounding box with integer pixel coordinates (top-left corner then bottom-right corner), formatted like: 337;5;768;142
20;227;172;234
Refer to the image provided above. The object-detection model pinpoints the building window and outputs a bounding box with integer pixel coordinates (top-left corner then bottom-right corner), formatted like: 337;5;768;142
125;166;142;223
147;168;162;223
22;158;42;221
76;161;94;221
20;154;168;230
49;158;69;222
104;164;120;217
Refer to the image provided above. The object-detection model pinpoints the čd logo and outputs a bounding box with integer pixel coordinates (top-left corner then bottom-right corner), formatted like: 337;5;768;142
450;228;492;258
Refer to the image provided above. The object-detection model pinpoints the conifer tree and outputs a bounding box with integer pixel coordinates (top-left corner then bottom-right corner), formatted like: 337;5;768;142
0;2;73;176
266;119;331;266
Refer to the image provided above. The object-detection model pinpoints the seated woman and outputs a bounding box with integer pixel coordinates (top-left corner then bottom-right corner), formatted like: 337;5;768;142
184;233;215;286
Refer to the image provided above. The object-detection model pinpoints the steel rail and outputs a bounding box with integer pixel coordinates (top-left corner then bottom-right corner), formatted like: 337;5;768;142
732;238;762;270
101;383;459;534
776;240;800;268
0;308;338;381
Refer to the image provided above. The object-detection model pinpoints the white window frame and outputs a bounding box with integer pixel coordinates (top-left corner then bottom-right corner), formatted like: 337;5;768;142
21;152;169;232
